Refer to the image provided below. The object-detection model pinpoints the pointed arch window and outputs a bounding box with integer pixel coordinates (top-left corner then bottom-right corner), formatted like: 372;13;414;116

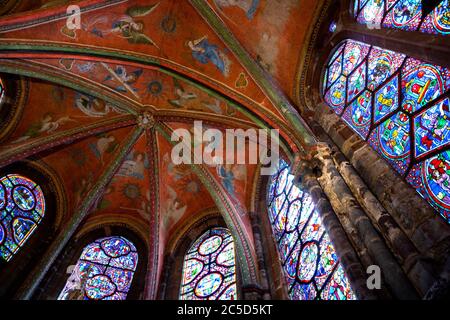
58;236;138;300
267;160;355;300
180;227;238;300
322;38;450;224
0;174;45;262
353;0;450;35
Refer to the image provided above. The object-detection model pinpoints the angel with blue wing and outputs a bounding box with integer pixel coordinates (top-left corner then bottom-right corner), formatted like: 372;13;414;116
187;36;231;77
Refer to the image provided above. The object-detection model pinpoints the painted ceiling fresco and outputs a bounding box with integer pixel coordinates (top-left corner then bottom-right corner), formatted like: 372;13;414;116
164;121;259;239
91;132;154;224
1;79;125;148
205;0;320;100
0;0;317;294
25;58;258;123
0;0;290;121
40;125;135;220
156;130;216;244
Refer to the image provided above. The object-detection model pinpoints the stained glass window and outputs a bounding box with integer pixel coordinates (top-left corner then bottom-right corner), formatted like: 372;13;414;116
179;228;237;300
0;174;45;262
267;160;356;300
354;0;450;35
58;236;138;300
322;39;450;223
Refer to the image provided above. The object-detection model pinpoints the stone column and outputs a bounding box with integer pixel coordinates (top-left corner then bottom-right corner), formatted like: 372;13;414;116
157;253;175;300
249;211;271;300
331;147;437;296
311;143;419;299
306;118;442;297
293;157;377;300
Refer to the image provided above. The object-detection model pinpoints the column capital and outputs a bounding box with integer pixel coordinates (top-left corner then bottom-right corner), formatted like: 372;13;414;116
241;283;265;300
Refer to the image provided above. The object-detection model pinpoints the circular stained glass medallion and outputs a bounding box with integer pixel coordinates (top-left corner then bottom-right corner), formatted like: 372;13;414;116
198;235;222;256
194;272;223;298
13;185;35;211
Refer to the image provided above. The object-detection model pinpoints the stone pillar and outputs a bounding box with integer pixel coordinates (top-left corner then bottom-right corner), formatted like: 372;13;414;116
306;117;443;297
312;106;450;264
331;147;437;296
157;253;175;300
249;211;271;300
293;158;377;300
312;143;419;299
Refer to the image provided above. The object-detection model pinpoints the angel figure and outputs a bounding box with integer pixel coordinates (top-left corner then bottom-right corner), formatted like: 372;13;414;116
187;36;231;77
216;163;247;198
75;93;123;117
168;79;198;108
12;113;76;143
165;153;201;194
62;4;160;47
111;4;160;47
101;65;143;97
89;134;117;164
163;186;187;228
117;151;149;180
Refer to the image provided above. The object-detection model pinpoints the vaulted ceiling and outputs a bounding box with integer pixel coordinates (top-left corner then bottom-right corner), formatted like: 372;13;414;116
0;0;322;294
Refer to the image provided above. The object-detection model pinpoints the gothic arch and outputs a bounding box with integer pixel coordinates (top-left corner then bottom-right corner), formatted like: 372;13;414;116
0;158;67;297
252;158;376;300
34;223;148;300
0;73;27;143
159;209;245;300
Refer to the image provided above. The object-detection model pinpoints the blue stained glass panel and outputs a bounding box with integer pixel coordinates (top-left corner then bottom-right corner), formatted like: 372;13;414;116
374;76;399;124
401;59;450;114
0;174;45;262
327;54;343;88
343;41;370;76
414;97;450;158
368;47;405;91
420;0;450;35
267;160;356;300
323;39;450;224
180;228;237;300
355;0;450;36
347;63;367;102
324;75;347;115
342;90;373;139
357;0;385;26
369;111;411;174
407;150;450;223
58;236;138;300
383;0;422;31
